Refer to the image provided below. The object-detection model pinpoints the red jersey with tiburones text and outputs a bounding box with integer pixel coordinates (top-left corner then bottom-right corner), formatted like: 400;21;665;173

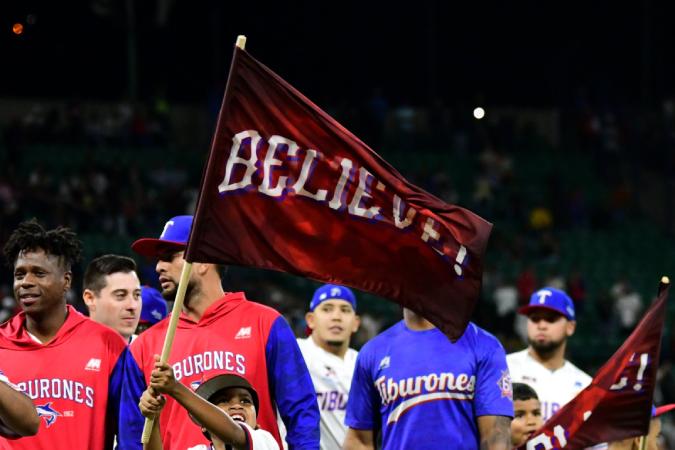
0;306;129;450
121;292;319;450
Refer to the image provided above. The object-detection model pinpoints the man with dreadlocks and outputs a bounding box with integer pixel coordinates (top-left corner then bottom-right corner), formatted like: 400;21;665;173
0;219;138;450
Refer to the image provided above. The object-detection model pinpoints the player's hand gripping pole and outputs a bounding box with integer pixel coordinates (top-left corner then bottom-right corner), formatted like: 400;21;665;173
141;34;247;449
636;275;670;450
141;261;193;446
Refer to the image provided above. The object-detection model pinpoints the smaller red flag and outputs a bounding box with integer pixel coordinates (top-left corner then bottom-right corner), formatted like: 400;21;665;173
522;281;669;450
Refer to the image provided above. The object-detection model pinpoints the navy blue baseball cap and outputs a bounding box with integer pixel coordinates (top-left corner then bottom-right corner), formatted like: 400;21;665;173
139;286;168;325
131;215;193;258
518;287;576;321
309;284;357;312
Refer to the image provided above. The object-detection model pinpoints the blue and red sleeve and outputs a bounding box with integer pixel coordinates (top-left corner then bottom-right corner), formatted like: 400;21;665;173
265;316;320;450
112;349;146;450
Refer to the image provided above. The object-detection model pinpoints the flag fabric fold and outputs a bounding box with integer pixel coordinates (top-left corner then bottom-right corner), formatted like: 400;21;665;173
523;283;669;450
185;46;492;340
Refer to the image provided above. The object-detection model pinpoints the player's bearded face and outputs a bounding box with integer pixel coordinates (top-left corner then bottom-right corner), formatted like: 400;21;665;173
526;310;570;355
156;250;185;300
155;250;199;305
13;249;71;316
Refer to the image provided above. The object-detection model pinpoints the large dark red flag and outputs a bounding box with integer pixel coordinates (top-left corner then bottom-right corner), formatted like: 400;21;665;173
522;281;670;450
185;45;492;340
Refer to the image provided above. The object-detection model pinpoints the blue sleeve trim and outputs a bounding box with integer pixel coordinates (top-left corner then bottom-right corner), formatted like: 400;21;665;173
474;333;514;418
107;348;126;448
115;350;147;450
344;348;378;431
265;316;320;450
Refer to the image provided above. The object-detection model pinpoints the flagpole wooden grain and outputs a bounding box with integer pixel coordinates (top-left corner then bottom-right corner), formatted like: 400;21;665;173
141;261;193;446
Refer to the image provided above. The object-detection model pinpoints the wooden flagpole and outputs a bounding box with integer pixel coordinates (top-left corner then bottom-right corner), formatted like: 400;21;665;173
636;275;670;450
141;260;193;445
140;34;248;448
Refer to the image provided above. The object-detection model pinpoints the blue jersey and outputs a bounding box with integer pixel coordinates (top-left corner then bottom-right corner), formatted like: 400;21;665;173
345;321;513;450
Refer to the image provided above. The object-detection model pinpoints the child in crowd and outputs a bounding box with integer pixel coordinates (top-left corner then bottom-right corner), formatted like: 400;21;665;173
511;382;544;449
140;355;279;450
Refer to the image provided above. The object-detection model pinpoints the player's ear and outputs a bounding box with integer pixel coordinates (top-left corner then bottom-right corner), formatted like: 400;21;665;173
193;262;210;276
305;311;316;330
566;320;576;337
82;289;96;311
351;314;361;333
63;270;72;293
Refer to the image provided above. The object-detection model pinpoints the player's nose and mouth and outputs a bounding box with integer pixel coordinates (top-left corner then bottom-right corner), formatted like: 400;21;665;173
121;301;140;323
156;262;175;291
328;312;345;333
16;274;41;307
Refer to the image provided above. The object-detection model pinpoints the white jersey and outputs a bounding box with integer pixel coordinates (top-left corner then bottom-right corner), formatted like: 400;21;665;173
507;349;592;420
297;337;357;450
187;423;279;450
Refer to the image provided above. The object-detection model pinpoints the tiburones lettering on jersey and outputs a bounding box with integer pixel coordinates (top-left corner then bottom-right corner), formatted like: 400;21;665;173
172;350;246;381
317;390;348;411
17;378;95;407
375;371;476;405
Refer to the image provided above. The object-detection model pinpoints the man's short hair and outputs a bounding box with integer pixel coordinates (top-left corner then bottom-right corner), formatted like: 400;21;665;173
83;254;137;295
3;219;82;270
513;382;539;402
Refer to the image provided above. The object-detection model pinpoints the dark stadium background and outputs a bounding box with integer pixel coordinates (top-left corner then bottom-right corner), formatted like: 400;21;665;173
0;1;674;443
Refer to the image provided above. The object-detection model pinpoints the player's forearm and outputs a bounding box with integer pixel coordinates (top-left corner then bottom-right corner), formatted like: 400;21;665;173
342;428;375;450
170;382;246;447
478;415;512;450
0;382;39;436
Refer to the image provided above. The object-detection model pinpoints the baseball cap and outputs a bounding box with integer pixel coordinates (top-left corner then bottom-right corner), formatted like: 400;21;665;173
309;284;357;312
139;286;167;325
191;374;260;424
131;215;193;258
518;287;576;321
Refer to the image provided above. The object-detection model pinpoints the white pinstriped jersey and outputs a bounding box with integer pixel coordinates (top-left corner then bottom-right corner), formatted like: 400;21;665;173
507;349;592;420
297;337;357;450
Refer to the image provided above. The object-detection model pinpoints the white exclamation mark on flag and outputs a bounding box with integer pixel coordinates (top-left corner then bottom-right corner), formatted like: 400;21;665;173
454;245;467;276
634;353;648;391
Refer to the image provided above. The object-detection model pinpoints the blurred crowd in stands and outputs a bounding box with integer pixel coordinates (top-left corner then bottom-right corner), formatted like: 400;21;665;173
0;95;674;417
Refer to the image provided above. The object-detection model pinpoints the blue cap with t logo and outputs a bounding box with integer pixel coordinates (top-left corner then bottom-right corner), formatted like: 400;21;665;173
131;215;193;258
518;287;576;321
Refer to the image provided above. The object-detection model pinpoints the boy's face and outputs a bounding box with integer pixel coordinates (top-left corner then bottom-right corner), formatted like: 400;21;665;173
511;398;543;447
213;387;257;429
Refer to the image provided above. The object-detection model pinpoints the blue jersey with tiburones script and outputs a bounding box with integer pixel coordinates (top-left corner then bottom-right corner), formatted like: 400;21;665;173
345;321;513;449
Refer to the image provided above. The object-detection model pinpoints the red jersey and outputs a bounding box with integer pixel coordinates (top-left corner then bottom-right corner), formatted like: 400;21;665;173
0;306;129;450
123;292;319;450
